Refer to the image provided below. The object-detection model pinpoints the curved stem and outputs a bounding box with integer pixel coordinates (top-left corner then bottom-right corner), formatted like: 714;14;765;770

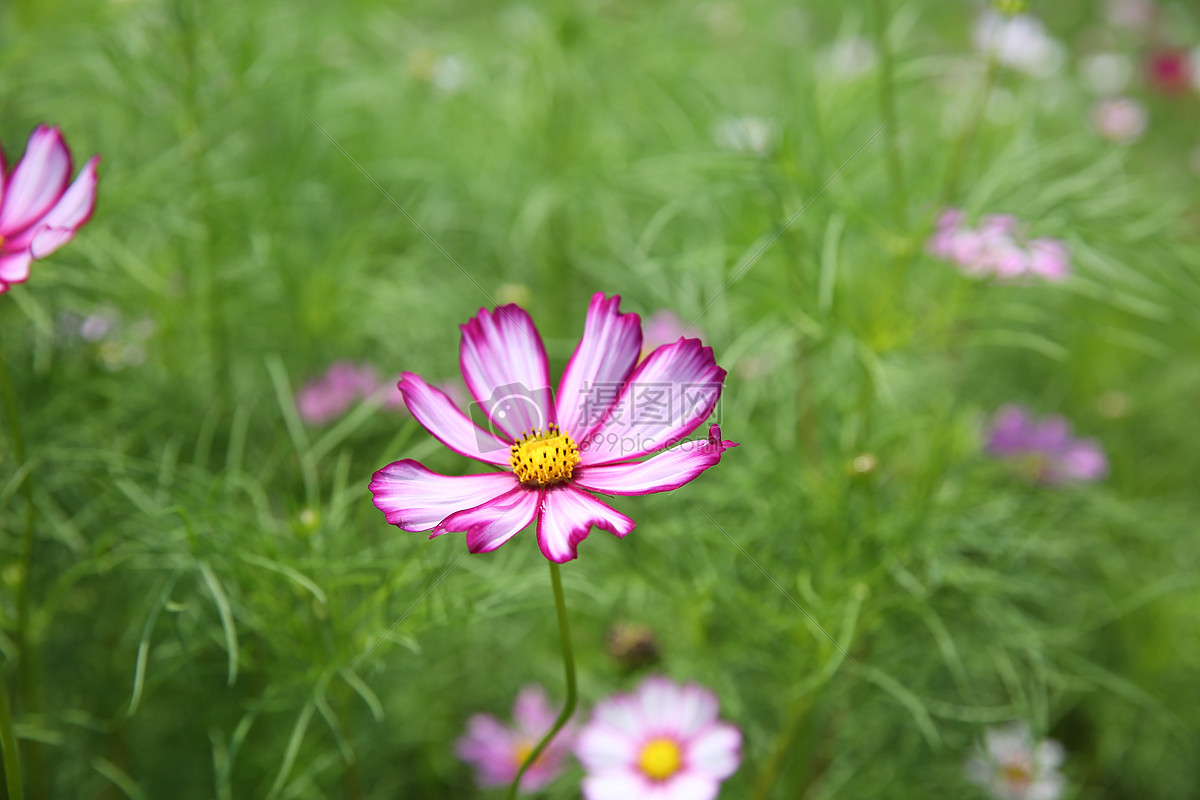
0;677;24;800
505;561;576;799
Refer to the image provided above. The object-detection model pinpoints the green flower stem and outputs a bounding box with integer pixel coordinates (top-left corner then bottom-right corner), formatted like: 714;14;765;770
505;561;577;800
873;0;906;225
941;52;998;204
0;681;23;800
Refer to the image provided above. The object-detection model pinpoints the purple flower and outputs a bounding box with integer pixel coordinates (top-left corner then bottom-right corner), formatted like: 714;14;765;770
1;125;100;294
985;405;1108;485
930;209;1070;283
575;675;742;799
455;685;576;792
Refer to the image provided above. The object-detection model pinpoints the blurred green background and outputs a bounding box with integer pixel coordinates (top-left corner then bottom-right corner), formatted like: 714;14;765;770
2;0;1199;797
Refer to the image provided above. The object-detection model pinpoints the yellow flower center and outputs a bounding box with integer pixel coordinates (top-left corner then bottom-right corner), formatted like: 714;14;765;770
513;742;535;768
510;424;581;486
1001;762;1032;785
638;737;682;781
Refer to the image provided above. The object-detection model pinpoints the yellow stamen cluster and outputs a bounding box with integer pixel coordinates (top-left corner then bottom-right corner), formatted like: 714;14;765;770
639;737;683;781
1001;762;1032;785
510;424;581;486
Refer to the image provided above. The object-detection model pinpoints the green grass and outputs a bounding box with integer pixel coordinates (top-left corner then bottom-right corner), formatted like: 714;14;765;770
2;0;1199;797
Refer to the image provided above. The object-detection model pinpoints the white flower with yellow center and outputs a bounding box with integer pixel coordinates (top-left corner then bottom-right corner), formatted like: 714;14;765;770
575;676;741;799
965;722;1066;800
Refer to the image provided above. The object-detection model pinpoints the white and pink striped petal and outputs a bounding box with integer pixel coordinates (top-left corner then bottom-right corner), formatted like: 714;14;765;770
398;372;511;465
460;304;554;440
555;292;642;438
574;425;737;496
579;339;726;465
0;126;72;236
29;155;100;259
368;460;516;532
435;486;539;553
536;485;635;563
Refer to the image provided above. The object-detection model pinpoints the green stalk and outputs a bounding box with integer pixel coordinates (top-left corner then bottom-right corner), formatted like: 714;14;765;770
504;562;576;800
0;682;23;800
941;53;997;205
873;0;906;224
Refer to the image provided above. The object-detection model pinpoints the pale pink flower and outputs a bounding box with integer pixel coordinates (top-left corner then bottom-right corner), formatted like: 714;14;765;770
0;125;100;294
1090;97;1147;145
1105;0;1156;31
965;722;1066;800
295;361;381;425
575;676;742;799
455;684;576;792
369;293;737;563
973;11;1064;78
985;405;1108;486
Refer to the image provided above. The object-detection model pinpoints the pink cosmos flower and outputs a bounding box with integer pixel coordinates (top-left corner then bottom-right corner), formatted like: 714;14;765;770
575;675;742;799
985;405;1108;486
369;293;736;563
455;684;576;792
0;125;100;294
929;209;1070;283
965;722;1066;800
296;361;381;425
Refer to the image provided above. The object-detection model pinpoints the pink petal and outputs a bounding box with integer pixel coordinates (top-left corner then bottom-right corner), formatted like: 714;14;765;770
582;770;656;800
574;424;737;495
0;251;33;286
590;693;643;738
28;155;99;259
460;304;554;440
657;774;721;800
398;372;511;466
0;126;71;235
579;339;726;466
1027;238;1070;282
513;684;558;735
435;485;539;553
684;723;742;780
575;723;640;771
555;292;642;438
672;685;721;738
536;485;635;563
369;459;516;531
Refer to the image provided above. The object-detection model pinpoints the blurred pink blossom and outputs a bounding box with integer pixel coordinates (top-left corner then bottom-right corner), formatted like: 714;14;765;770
985;405;1108;486
295;361;380;425
642;310;702;358
455;685;576;792
1090;97;1147;145
929;209;1069;283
